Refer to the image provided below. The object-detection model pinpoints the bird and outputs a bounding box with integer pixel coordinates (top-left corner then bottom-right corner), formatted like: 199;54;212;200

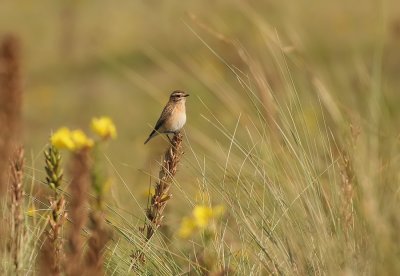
144;90;189;144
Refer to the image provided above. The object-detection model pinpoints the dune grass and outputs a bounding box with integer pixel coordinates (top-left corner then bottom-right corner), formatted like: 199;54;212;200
1;0;400;275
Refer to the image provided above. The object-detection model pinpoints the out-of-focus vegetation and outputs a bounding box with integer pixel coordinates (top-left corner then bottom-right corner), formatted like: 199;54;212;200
1;0;400;274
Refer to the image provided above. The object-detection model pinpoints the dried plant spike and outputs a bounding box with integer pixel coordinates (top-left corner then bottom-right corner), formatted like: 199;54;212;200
40;196;67;275
146;133;183;239
133;132;184;266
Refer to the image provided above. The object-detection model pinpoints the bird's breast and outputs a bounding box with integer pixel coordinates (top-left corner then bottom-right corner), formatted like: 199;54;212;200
166;105;186;132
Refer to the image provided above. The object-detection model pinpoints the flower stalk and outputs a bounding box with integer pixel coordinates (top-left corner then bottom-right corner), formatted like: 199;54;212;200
66;149;91;275
39;145;67;275
133;132;184;265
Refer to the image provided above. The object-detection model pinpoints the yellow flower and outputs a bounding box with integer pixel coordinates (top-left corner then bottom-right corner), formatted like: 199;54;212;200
51;127;75;150
193;205;214;228
50;127;93;151
178;217;197;238
178;204;225;238
91;116;117;139
193;205;225;228
70;129;94;150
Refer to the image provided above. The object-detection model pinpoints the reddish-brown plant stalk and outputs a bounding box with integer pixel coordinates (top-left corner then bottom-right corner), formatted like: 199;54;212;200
133;133;184;265
66;149;91;275
0;34;22;195
84;211;111;275
0;34;23;273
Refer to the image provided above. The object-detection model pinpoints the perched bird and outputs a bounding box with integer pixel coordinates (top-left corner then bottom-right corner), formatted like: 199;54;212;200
144;90;189;144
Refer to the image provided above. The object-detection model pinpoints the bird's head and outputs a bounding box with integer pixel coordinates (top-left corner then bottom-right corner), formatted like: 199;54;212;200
169;90;189;103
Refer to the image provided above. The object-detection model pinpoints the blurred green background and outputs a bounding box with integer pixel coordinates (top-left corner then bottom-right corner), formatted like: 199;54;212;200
2;0;400;254
2;0;400;274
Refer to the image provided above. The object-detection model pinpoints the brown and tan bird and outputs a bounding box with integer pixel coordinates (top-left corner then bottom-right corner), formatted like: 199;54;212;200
144;90;189;144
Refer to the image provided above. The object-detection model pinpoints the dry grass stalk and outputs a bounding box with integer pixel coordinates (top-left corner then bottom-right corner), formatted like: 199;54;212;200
188;13;279;140
235;47;279;139
8;146;25;274
66;149;91;275
39;145;67;275
0;34;22;195
339;150;355;238
133;133;184;265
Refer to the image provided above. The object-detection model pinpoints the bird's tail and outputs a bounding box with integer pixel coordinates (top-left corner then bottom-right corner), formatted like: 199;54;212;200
144;130;157;144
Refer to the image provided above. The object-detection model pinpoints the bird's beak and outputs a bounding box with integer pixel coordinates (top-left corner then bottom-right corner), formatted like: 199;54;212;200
184;94;190;97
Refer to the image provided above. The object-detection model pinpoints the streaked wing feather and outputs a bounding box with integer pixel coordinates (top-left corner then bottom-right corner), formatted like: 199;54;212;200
145;103;173;144
153;105;172;131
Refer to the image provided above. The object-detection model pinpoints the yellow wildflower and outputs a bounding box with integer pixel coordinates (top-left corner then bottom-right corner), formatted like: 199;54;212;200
50;127;93;151
193;205;225;228
193;205;214;228
51;127;75;150
178;204;225;238
70;129;94;150
178;217;197;238
91;116;117;139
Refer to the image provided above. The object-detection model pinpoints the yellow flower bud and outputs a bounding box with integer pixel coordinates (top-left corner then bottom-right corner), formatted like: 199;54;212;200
50;127;75;150
91;116;117;139
193;205;214;228
70;129;94;150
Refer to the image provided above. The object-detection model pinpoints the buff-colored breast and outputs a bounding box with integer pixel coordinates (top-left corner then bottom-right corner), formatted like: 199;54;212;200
163;102;186;132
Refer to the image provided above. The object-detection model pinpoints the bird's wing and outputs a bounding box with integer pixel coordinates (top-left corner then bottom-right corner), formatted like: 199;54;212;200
144;104;173;144
153;105;172;132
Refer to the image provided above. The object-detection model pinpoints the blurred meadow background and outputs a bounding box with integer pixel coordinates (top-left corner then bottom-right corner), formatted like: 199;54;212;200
1;0;400;275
